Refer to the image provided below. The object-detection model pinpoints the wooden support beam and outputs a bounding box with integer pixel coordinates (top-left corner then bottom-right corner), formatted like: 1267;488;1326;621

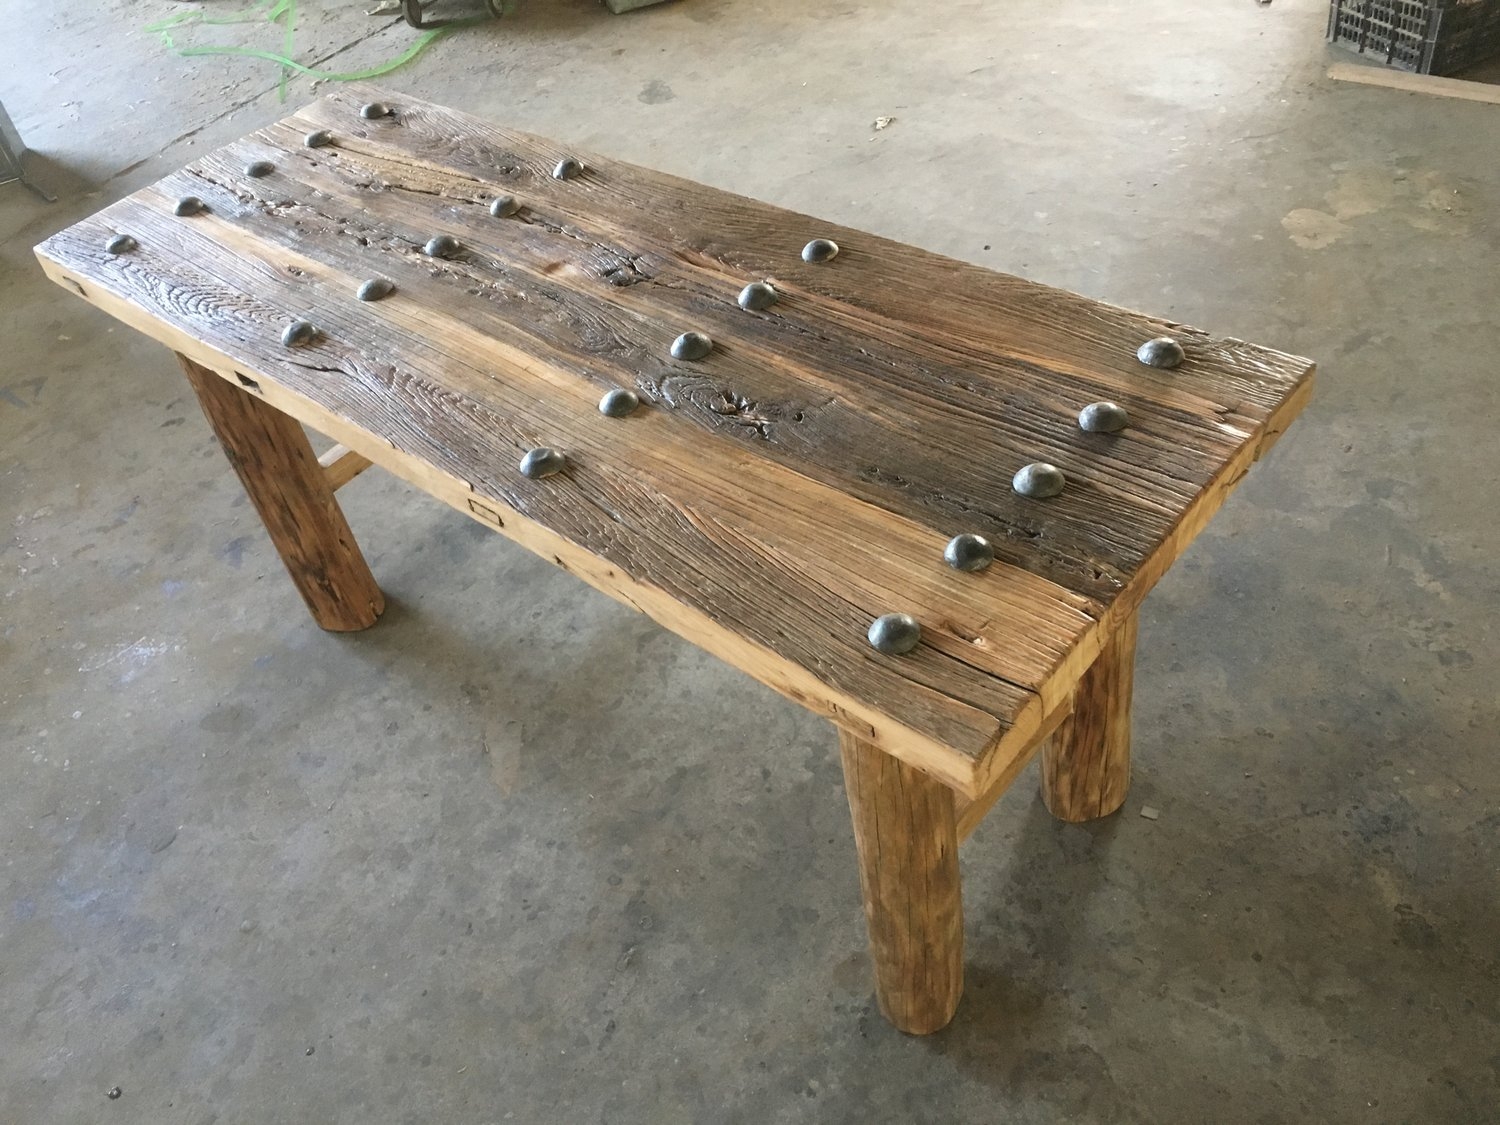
179;354;385;632
318;443;374;490
1040;613;1138;822
955;697;1072;842
840;728;963;1035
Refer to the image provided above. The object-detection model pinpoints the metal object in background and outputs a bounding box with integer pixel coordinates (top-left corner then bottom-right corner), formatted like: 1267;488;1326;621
281;320;319;348
802;238;839;263
357;278;395;302
738;281;778;311
598;388;641;418
399;0;505;29
1327;0;1500;76
0;100;55;202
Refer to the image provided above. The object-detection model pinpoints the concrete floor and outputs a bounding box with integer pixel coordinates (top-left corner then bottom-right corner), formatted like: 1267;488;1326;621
3;0;1498;1120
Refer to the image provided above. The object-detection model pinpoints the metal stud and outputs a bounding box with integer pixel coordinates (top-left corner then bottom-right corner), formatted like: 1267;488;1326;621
738;281;778;311
173;196;205;217
489;194;521;218
802;238;839;263
245;160;275;178
281;320;318;348
1078;401;1130;434
670;331;713;361
304;129;333;149
358;102;392;120
553;157;583;181
1012;462;1066;499
423;234;461;259
105;233;137;255
599;388;640;418
1136;336;1185;369
868;613;921;655
944;533;994;573
519;447;567;479
357;278;395;302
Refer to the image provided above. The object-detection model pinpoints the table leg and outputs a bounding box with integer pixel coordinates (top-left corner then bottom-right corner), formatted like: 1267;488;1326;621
178;354;385;632
839;730;963;1034
1041;612;1138;822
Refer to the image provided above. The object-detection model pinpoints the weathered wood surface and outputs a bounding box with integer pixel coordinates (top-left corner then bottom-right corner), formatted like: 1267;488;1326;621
841;729;963;1035
179;355;384;631
1041;611;1138;822
35;85;1313;797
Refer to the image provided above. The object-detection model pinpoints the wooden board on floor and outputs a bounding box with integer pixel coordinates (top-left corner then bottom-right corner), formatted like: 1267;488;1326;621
1328;61;1500;105
34;85;1313;797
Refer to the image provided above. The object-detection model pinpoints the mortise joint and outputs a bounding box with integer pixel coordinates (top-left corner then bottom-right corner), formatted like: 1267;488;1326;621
234;372;262;392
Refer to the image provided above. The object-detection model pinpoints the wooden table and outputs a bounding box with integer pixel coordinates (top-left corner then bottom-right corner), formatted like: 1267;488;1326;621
35;86;1314;1035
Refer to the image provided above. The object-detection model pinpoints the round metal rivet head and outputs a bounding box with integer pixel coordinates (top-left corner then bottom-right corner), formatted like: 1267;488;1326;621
599;388;641;418
944;533;995;573
670;331;713;361
359;102;392;120
107;1087;122;1100
738;281;778;311
304;129;333;149
1137;336;1185;369
489;194;520;218
424;234;460;259
1013;462;1066;499
519;447;567;479
802;238;839;263
173;196;205;217
245;160;275;178
357;277;395;302
1078;401;1130;434
105;233;137;255
553;157;583;180
281;320;318;348
868;613;921;655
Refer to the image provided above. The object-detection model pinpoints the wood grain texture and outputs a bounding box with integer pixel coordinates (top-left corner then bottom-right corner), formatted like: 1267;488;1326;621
178;355;384;631
318;443;374;490
840;729;963;1035
1041;612;1138;822
34;85;1314;798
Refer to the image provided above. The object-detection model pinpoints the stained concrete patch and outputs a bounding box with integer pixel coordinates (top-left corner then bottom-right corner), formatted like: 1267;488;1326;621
1282;208;1348;249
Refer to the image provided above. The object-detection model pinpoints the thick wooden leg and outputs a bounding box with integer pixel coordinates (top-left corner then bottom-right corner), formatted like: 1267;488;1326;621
1042;613;1138;822
839;730;963;1035
178;355;385;632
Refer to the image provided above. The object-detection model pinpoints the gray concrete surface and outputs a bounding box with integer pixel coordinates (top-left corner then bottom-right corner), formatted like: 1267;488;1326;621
3;0;1497;1121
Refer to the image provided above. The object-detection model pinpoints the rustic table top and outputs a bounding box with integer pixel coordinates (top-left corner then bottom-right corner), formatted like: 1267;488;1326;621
35;86;1314;798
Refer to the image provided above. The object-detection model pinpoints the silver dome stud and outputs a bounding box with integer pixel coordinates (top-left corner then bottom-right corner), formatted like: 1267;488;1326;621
245;160;275;178
173;196;205;217
802;238;839;263
519;448;567;479
489;194;520;218
358;102;392;120
304;129;333;149
553;157;583;180
599;388;641;418
105;233;137;255
423;234;460;258
356;278;395;302
738;281;778;311
944;534;995;573
670;331;713;361
281;320;318;348
1012;462;1066;499
1078;401;1130;433
868;613;921;655
1136;336;1185;369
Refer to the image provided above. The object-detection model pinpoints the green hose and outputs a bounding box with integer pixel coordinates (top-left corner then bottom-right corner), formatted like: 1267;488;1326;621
144;1;475;99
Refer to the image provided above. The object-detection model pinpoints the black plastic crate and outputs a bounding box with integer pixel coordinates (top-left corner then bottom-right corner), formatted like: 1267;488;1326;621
1328;0;1500;74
